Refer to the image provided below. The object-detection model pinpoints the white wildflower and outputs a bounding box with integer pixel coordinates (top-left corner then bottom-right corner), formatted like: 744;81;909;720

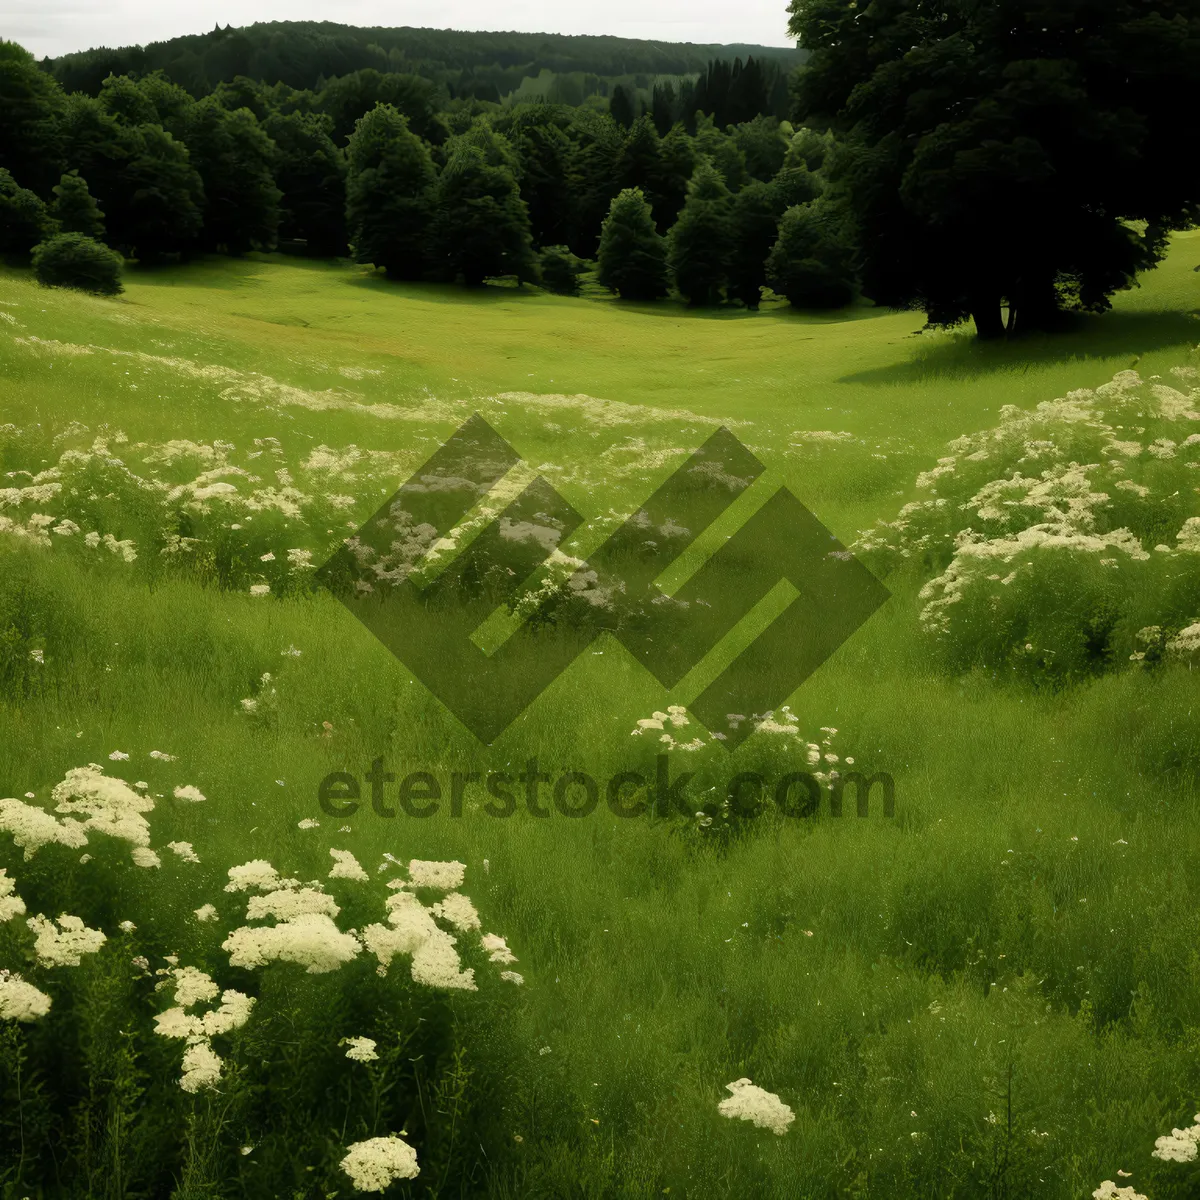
500;970;524;985
0;870;26;922
249;583;270;597
222;912;361;974
194;903;218;922
167;841;200;862
430;892;481;932
297;818;320;829
405;860;466;890
118;920;136;933
179;1040;223;1093
480;933;518;965
224;859;285;893
245;886;339;922
1152;1114;1200;1162
343;1036;379;1063
148;750;177;762
0;970;52;1021
27;913;106;967
329;848;369;882
173;785;206;803
718;1078;795;1136
341;1135;420;1191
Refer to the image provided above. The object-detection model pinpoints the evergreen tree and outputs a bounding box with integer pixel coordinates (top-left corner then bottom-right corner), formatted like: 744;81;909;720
0;168;51;257
732;115;789;181
263;111;347;256
765;198;857;310
0;40;65;195
179;98;281;254
727;179;780;309
692;114;747;191
655;123;697;232
538;244;586;295
597;187;668;301
432;125;538;286
345;103;437;280
56;95;203;261
500;105;577;249
609;84;636;130
667;160;733;306
51;170;105;240
564;108;623;258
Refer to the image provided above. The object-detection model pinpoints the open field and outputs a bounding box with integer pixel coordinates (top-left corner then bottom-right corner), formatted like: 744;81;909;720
2;234;1200;1198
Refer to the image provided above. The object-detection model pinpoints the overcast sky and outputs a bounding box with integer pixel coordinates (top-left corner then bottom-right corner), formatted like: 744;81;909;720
6;1;798;61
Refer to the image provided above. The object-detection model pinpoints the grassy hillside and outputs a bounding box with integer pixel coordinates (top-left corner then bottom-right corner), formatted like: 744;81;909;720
1;240;1199;1197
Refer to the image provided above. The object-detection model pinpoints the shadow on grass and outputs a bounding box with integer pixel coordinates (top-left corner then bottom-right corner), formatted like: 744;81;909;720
840;309;1200;384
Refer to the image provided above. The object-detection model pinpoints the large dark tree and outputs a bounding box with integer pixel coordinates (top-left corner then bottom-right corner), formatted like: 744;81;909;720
56;95;203;261
177;98;281;254
432;125;538;286
345;103;437;279
787;0;1200;338
667;160;733;306
565;109;624;258
263;111;347;256
0;168;52;257
597;187;669;300
496;105;578;249
727;179;781;308
0;41;65;195
318;70;444;147
766;197;857;310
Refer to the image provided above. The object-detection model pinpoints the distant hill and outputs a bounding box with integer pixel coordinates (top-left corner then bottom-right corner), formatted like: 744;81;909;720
41;21;807;101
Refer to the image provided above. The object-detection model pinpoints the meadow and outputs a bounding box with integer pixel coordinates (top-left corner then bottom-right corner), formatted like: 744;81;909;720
2;234;1200;1199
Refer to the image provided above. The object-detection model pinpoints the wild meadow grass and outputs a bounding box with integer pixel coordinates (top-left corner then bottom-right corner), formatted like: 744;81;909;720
1;232;1200;1197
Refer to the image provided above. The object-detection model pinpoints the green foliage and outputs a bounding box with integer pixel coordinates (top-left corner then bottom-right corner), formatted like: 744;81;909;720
0;39;65;194
596;186;668;300
345;103;437;280
563;108;624;258
787;0;1200;337
494;105;577;250
609;84;636;130
770;162;824;212
731;114;789;181
56;94;204;261
538;244;586;295
0;167;52;257
667;160;733;306
262;111;347;256
180;98;281;254
317;69;445;147
766;198;858;310
692;113;747;191
31;232;124;295
726;179;780;308
432;125;538;286
51;171;105;241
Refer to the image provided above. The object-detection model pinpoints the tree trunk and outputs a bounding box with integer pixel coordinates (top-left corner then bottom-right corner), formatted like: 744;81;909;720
970;296;1006;340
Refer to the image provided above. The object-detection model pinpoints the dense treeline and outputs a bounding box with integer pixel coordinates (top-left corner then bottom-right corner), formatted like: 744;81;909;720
41;21;804;106
1;33;844;311
7;1;1200;337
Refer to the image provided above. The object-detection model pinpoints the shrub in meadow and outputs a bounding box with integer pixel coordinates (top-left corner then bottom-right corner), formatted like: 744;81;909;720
538;244;587;295
31;232;124;296
856;362;1200;686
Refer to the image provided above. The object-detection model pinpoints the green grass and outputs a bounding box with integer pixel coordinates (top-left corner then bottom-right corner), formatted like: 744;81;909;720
2;234;1200;1198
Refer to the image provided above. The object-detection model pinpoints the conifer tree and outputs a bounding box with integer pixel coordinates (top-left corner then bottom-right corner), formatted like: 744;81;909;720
596;187;668;301
667;160;733;306
51;170;105;240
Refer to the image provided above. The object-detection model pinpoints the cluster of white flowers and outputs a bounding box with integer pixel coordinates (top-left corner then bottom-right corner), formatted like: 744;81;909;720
340;1135;420;1191
1092;1183;1147;1200
717;1078;795;1135
152;964;255;1093
342;1036;379;1063
854;365;1200;661
0;868;26;922
329;848;369;881
51;764;159;866
27;913;106;967
1152;1112;1200;1162
0;969;52;1022
0;794;88;859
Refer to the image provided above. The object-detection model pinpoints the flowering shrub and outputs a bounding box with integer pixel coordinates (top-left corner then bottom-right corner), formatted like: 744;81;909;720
856;362;1200;683
0;765;523;1196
